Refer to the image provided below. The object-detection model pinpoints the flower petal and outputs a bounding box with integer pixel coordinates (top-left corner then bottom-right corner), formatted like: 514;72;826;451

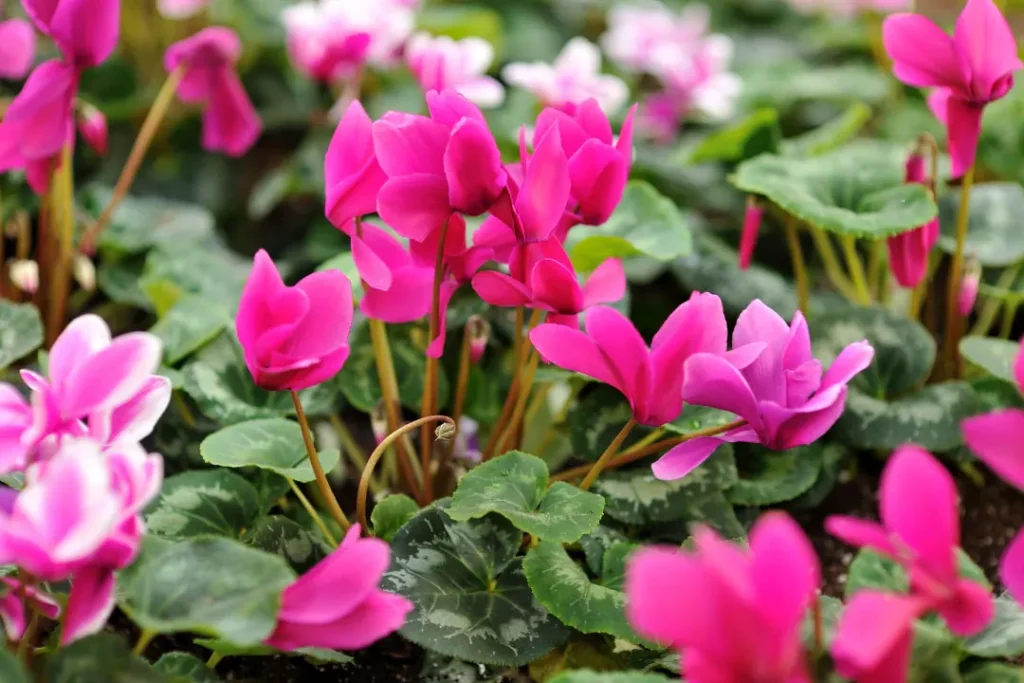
882;13;964;89
962;409;1024;490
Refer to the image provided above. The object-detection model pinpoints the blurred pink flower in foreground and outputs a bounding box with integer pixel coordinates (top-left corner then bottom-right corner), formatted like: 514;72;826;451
503;37;627;114
157;0;210;19
738;198;763;270
265;525;413;651
831;590;924;683
958;258;981;316
236;250;354;392
653;300;874;480
885;0;1021;177
888;148;939;288
0;17;35;79
626;512;820;683
165;27;262;156
529;293;726;427
76;102;108;156
406;33;504;108
601;2;710;73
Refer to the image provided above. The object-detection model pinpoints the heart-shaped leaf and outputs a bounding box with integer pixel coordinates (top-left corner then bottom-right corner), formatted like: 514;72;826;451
0;301;43;371
845;549;908;599
144;470;261;540
727;443;829;506
689;108;781;164
0;651;29;683
43;634;165;683
549;673;673;683
370;494;419;542
733;141;937;238
153;652;220;682
960;336;1020;384
781;103;873;157
447;451;605;543
119;537;294;645
89;187;216;257
938;183;1024;267
150;296;230;366
964;663;1022;683
741;63;889;109
570;386;653;462
193;639;352;665
382;502;570;666
964;596;1024;658
199;418;340;483
242;515;326;573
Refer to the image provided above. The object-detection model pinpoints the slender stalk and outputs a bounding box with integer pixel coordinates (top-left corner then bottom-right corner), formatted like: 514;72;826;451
132;629;156;657
45;145;75;345
522;383;554;434
483;309;543;460
451;326;473;427
206;651;224;669
841;235;872;304
493;349;541;456
812;595;824;659
327;414;379;496
579;419;637;491
532;383;579;456
359;415;455;532
173;391;196;429
286;477;337;547
79;66;185;253
1000;300;1019;339
807;227;859;300
971;264;1021;337
290;391;350;532
419;219;452;503
866;238;885;300
944;166;976;378
550;419;747;483
783;215;809;312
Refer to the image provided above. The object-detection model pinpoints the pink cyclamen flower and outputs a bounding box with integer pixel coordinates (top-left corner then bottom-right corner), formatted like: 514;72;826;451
0;577;61;641
827;445;994;636
503;37;628;115
958;259;981;316
831;590;924;683
601;3;710;74
358;223;434;323
157;0;210;19
529;293;727;427
888;150;939;288
738;197;763;270
653;300;874;480
324;100;388;239
165;28;262;156
237;249;354;392
265;524;413;651
466;315;490;363
884;0;1022;177
0;18;36;79
282;2;371;82
373;89;506;242
406;33;504;108
626;512;820;683
76;103;108;156
0;385;32;474
650;35;742;123
22;0;120;68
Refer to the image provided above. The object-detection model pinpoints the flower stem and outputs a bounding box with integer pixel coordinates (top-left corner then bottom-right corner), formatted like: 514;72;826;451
206;651;224;669
132;628;156;657
45;145;75;346
841;235;872;304
419;218;452;504
494;348;542;456
286;477;337;547
290;391;350;533
79;66;185;253
580;419;637;491
359;415;455;532
1000;300;1019;339
483;308;543;461
327;414;379;496
451;325;473;428
807;227;858;300
944;166;976;378
783;215;808;312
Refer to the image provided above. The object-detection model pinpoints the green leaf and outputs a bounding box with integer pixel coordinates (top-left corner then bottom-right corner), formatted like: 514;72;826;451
0;301;43;370
570;386;650;462
569;182;692;272
150;296;230;366
593;446;737;526
938;183;1024;267
600;541;639;592
144;470;261;540
193;638;352;665
782;103;873;157
523;539;644;645
845;550;908;599
141;240;251;313
811;304;934;396
664;404;739;436
733;141;937;238
579;526;630;576
726;444;825;506
43;633;166;683
98;258;152;310
382;502;570;666
964;663;1022;683
689;108;782;164
964;596;1024;658
959;336;1020;383
119;537;294;645
549;672;673;683
90;188;216;256
416;5;503;51
683;491;745;539
242;515;326;573
837;382;979;453
447;451;605;544
199;418;340;483
153;652;221;682
741;63;889;109
910;620;960;683
0;650;30;683
370;494;419;542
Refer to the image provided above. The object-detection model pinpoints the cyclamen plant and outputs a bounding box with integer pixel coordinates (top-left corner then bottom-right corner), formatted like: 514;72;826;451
0;0;1023;680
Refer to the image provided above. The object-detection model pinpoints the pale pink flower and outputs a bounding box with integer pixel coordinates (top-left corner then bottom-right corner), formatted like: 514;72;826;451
406;33;504;108
503;37;627;114
0;18;36;79
157;0;210;19
282;1;371;82
601;2;710;74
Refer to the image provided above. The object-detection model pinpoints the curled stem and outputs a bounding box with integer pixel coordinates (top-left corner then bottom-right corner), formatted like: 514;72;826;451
291;391;350;533
286;477;337;547
580;418;637;491
359;415;456;532
944;166;976;378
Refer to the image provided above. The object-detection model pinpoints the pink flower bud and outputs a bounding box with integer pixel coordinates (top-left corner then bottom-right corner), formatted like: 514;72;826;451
371;400;388;445
958;259;981;316
73;253;96;292
738;197;763;270
466;315;490;363
76;103;108;156
8;259;38;294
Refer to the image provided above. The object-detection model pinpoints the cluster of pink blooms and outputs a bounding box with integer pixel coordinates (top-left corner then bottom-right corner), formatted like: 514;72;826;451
789;0;910;17
627;445;996;683
600;2;741;140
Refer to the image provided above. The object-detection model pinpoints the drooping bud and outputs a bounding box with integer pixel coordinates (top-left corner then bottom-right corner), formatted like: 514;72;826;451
72;253;96;292
466;315;490;363
8;259;38;294
371;400;388;445
958;258;981;316
888;139;940;289
76;102;108;157
435;421;457;442
738;196;763;271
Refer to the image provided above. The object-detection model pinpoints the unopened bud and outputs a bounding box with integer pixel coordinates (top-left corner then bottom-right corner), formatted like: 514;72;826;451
466;315;490;363
958;258;981;316
73;253;96;292
738;196;763;271
371;400;388;445
76;103;108;157
8;259;38;294
904;150;927;185
435;422;457;442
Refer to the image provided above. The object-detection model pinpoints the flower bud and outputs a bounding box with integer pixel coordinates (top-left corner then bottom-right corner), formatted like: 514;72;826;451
435;422;457;442
958;258;981;316
73;253;96;292
466;315;490;364
8;259;38;294
738;197;763;271
76;103;108;157
371;400;388;445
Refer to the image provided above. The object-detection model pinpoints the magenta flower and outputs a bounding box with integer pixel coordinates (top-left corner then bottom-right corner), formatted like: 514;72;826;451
22;0;120;69
0;577;61;641
827;446;994;636
265;524;413;651
373;90;507;241
533;99;636;226
358;223;434;323
888;151;939;288
75;102;108;156
503;38;627;114
738;198;763;270
0;385;32;474
653;300;874;480
406;33;504;108
626;512;820;683
884;0;1022;177
325;100;388;233
529;293;727;427
0;18;35;79
830;591;924;683
165;28;262;157
236;249;354;392
282;2;371;82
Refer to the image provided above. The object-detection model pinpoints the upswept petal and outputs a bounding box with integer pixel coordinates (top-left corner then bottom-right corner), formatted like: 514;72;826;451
962;409;1024;490
581;259;626;308
680;352;760;427
585;307;652;418
376;174;452;242
882;13;964;89
1002;528;1024;603
60;333;162;419
953;0;1023;99
529;322;620;389
515;126;571;242
444;118;506;215
749;512;820;633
